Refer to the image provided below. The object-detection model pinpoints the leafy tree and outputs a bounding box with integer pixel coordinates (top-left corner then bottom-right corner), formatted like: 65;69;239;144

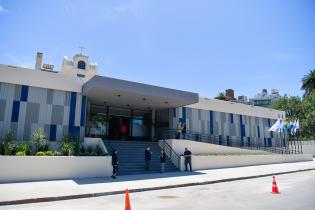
270;90;315;139
214;92;228;101
301;69;315;98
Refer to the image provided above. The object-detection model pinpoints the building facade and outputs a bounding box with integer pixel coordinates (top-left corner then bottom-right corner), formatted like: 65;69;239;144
0;53;285;147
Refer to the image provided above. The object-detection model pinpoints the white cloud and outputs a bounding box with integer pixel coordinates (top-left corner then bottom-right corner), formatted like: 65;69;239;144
5;53;33;68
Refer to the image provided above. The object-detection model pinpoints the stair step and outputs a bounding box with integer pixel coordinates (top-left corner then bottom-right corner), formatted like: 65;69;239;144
104;140;178;175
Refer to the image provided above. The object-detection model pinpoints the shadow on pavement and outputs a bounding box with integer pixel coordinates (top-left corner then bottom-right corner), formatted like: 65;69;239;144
73;171;205;185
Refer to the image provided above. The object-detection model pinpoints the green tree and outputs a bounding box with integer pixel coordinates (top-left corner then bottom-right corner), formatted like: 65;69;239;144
214;92;228;101
270;91;315;139
301;91;315;138
301;69;315;98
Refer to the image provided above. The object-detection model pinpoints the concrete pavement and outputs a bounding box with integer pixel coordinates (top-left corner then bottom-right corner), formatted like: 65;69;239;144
2;170;315;210
0;159;314;206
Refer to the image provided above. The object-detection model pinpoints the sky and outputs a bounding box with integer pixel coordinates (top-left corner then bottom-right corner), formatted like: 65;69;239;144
0;0;314;99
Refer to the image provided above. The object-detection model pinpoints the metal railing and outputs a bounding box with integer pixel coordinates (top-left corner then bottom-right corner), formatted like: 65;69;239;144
158;139;181;169
157;129;303;154
103;138;114;155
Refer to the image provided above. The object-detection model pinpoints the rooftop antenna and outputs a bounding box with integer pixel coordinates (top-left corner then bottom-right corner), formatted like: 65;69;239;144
78;46;86;55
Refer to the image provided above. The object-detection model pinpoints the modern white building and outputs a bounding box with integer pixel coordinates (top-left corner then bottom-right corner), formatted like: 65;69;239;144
0;52;285;147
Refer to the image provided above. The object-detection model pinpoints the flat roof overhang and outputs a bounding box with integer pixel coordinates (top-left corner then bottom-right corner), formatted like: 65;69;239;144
82;76;199;110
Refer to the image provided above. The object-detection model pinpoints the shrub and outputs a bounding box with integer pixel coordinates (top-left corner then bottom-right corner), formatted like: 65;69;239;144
35;151;45;156
73;140;81;156
53;150;62;156
16;151;26;156
5;129;14;142
80;145;86;154
18;142;32;155
95;145;104;156
59;133;73;156
87;146;93;153
89;151;97;156
0;142;4;155
4;142;18;155
33;128;49;152
44;151;54;156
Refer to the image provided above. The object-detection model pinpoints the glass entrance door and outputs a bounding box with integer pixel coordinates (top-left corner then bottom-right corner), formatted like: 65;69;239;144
108;116;130;140
88;104;153;141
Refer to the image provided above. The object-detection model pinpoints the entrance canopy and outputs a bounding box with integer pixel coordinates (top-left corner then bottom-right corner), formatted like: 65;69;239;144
82;76;199;109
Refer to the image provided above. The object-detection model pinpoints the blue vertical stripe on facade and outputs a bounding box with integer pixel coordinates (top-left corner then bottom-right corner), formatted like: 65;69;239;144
257;126;260;138
219;135;222;145
172;108;176;118
182;107;186;120
69;92;77;126
230;113;234;123
268;138;272;147
68;125;80;140
179;107;186;124
11;101;20;122
210;111;214;134
20;85;29;102
268;119;273;138
240;115;245;139
50;124;57;141
80;96;87;126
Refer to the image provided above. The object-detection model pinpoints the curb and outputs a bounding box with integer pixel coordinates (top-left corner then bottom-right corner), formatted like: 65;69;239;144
1;168;314;206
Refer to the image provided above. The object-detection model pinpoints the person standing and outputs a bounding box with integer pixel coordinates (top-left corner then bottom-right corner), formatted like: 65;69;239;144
111;150;118;179
144;146;152;172
176;122;182;139
183;147;192;172
160;149;166;173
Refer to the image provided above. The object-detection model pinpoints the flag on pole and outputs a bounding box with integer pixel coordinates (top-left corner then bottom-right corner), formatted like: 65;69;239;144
290;116;294;129
291;119;296;135
286;117;291;129
294;119;300;135
277;120;284;133
268;119;281;132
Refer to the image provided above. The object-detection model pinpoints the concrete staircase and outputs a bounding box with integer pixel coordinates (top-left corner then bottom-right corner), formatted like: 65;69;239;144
104;140;178;175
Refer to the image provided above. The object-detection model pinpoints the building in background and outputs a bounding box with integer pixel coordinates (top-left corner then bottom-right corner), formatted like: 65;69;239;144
249;89;281;107
225;89;236;102
237;95;248;104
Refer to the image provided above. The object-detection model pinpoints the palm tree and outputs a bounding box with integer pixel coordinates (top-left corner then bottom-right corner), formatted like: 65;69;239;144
301;69;315;97
214;92;228;101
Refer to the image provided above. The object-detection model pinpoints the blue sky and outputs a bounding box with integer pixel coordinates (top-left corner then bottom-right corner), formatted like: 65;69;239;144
0;0;314;98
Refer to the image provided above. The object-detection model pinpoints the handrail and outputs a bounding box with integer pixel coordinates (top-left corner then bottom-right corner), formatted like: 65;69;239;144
158;139;181;169
103;138;114;155
157;129;301;155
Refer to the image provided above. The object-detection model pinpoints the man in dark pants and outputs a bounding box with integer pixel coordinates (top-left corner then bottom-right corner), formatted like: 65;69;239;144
144;146;152;172
183;147;192;172
111;150;118;179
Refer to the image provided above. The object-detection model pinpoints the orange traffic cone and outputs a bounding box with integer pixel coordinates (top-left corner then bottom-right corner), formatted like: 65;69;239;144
271;176;280;194
125;189;131;210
